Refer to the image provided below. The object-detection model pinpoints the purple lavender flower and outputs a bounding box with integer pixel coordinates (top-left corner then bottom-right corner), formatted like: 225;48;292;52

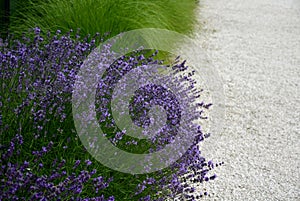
0;27;223;201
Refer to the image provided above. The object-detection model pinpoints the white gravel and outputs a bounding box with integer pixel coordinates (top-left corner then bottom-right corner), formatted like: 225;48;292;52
178;0;300;200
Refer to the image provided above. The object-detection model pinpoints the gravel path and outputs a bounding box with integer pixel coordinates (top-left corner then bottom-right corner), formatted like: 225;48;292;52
180;0;299;200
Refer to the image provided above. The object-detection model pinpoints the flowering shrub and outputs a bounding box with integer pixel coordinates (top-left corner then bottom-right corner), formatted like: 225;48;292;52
0;28;114;201
0;28;222;200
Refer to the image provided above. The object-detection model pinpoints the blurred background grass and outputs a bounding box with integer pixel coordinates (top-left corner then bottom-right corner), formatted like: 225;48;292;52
1;0;199;39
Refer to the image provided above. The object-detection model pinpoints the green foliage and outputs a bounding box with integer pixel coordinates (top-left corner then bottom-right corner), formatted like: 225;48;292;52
7;0;198;39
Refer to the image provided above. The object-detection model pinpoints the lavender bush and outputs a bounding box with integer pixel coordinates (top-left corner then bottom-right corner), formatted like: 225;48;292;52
0;28;223;200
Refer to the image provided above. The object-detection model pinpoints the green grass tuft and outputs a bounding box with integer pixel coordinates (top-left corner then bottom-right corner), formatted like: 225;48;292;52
8;0;199;39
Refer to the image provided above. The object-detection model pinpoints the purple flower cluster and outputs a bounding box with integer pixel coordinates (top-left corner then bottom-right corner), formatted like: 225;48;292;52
0;134;114;200
1;28;100;133
0;27;223;200
131;62;224;200
88;47;224;199
0;28;113;201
